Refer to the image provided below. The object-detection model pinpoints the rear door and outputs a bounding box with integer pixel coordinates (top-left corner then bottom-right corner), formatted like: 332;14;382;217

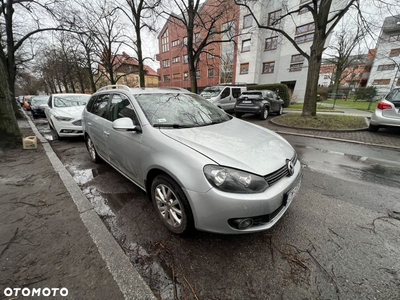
383;89;400;120
86;94;111;161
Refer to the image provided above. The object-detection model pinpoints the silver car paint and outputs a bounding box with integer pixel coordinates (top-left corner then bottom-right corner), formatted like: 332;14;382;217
82;88;301;234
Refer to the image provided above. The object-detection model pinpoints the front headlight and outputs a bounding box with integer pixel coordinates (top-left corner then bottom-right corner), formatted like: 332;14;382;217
204;165;269;194
54;115;73;121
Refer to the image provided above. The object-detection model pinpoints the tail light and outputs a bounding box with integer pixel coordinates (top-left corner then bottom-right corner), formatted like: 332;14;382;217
377;102;393;110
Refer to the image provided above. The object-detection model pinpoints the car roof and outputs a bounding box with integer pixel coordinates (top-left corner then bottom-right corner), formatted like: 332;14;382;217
95;85;193;95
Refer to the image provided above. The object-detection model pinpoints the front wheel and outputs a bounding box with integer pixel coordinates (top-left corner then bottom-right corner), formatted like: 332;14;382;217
85;135;101;163
260;106;268;120
151;175;194;235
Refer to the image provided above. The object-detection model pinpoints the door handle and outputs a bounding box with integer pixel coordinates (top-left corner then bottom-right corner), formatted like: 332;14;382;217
88;122;92;126
103;131;110;137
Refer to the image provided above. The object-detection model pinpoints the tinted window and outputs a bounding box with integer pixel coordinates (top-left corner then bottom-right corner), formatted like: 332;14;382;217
232;88;241;98
221;88;230;98
109;94;139;125
86;96;97;112
91;94;110;118
386;89;400;102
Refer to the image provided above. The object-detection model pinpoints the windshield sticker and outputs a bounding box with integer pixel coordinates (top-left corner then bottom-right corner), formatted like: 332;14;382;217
157;118;167;123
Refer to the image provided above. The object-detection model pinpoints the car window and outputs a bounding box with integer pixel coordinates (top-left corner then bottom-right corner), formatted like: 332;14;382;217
221;88;230;98
135;93;231;127
386;89;400;102
86;96;97;112
53;95;90;107
109;94;139;125
232;88;241;98
91;94;110;118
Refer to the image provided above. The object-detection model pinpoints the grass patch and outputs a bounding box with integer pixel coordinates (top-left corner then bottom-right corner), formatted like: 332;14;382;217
274;114;367;130
321;99;378;111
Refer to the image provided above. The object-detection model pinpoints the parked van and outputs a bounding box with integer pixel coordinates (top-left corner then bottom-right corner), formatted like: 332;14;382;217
200;84;247;112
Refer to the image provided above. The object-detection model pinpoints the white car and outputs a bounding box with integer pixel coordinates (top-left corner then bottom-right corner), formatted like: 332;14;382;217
45;93;91;138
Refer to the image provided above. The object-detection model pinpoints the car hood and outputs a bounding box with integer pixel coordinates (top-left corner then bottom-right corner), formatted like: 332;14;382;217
53;106;85;119
160;118;295;175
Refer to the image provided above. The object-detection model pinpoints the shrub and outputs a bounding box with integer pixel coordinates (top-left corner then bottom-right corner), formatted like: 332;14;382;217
247;83;291;107
354;86;377;101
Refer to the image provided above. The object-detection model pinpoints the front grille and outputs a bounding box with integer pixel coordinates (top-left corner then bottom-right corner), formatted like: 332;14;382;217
264;153;297;186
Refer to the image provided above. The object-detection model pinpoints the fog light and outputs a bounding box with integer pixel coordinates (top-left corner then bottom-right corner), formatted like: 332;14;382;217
230;218;254;230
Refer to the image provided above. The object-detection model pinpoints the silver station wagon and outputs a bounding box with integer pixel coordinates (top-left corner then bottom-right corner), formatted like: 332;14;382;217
82;85;302;235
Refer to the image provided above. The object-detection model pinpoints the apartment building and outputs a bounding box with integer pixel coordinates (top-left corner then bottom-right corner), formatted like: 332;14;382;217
367;15;400;98
157;0;338;101
156;0;240;91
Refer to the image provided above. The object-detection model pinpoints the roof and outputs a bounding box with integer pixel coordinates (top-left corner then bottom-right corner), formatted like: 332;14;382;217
102;51;158;76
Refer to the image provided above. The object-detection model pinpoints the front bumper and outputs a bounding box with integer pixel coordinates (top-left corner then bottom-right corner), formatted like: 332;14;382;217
53;120;84;137
186;161;302;234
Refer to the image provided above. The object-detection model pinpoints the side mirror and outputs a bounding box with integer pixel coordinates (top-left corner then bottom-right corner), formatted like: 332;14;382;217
112;117;142;133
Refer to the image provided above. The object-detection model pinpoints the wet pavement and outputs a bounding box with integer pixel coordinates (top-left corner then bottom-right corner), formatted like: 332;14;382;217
30;113;400;300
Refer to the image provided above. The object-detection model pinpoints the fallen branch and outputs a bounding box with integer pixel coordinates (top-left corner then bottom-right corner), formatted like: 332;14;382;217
183;275;199;300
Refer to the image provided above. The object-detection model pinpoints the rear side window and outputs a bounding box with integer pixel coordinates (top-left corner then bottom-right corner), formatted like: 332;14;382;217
386;89;400;102
232;88;241;98
90;94;110;119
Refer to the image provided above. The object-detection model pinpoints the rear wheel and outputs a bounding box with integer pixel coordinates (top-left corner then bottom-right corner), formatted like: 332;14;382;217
151;175;194;235
368;123;379;132
85;135;101;163
260;106;268;120
235;112;243;118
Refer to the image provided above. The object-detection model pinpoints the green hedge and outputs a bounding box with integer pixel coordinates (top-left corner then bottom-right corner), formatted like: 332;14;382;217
247;83;291;107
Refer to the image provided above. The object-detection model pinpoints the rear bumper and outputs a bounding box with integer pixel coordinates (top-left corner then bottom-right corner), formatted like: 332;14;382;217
370;110;400;127
235;105;263;114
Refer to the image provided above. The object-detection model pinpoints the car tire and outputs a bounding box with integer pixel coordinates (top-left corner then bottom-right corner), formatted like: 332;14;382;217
151;174;194;235
277;105;283;115
260;106;268;120
235;112;243;118
85;135;102;163
368;123;379;132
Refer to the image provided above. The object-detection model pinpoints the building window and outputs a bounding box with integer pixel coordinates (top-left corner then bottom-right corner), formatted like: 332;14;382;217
195;33;201;43
208;69;215;77
241;39;251;52
196;70;201;78
377;64;396;71
296;22;315;35
161;29;169;53
299;0;320;14
243;14;253;28
294;33;314;44
172;56;180;64
162;59;170;68
389;48;400;57
291;54;305;63
183;36;188;45
262;61;274;74
265;36;278;50
163;75;170;82
172;40;179;47
389;34;400;42
268;9;281;26
207;49;215;59
172;73;180;80
324;75;329;79
372;79;391;85
183;55;188;64
289;63;303;72
240;63;249;74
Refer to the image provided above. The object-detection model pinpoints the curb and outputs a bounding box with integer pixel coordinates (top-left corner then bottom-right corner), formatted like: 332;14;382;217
22;111;156;300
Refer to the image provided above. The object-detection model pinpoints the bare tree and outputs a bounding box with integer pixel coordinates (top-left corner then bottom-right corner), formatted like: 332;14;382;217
161;0;240;92
235;0;363;116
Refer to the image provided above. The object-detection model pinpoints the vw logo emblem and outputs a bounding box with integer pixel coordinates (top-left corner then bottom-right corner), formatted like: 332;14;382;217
286;159;294;176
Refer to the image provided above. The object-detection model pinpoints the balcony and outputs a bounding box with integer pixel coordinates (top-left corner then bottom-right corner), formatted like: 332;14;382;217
382;15;400;33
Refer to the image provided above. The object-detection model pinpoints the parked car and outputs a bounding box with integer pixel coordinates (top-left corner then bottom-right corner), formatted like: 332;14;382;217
23;95;33;111
17;96;24;106
82;85;302;235
45;93;91;138
30;96;49;118
200;84;247;112
369;88;400;132
235;90;284;120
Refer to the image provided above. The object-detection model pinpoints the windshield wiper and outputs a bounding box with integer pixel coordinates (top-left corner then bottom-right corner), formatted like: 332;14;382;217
153;123;196;128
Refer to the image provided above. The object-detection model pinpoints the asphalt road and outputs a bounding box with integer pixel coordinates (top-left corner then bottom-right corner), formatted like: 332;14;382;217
31;115;400;300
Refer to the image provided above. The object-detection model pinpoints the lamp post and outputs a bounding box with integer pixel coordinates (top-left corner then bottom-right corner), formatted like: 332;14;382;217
390;63;399;91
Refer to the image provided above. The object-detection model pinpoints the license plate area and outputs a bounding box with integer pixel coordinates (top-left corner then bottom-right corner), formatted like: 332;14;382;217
283;179;301;206
241;100;252;104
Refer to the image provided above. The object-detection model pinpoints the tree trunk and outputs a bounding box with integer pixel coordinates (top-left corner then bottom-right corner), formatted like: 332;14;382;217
0;60;22;149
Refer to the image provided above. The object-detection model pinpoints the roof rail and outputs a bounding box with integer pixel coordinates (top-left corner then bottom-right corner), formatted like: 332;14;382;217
217;82;247;86
158;87;189;92
97;85;131;92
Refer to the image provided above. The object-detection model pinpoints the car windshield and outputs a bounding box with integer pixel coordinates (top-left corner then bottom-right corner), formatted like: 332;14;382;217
200;87;223;98
54;95;90;107
135;93;231;128
31;97;48;106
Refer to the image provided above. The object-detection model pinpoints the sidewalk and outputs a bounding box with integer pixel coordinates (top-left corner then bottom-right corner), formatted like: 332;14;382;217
0;118;155;300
